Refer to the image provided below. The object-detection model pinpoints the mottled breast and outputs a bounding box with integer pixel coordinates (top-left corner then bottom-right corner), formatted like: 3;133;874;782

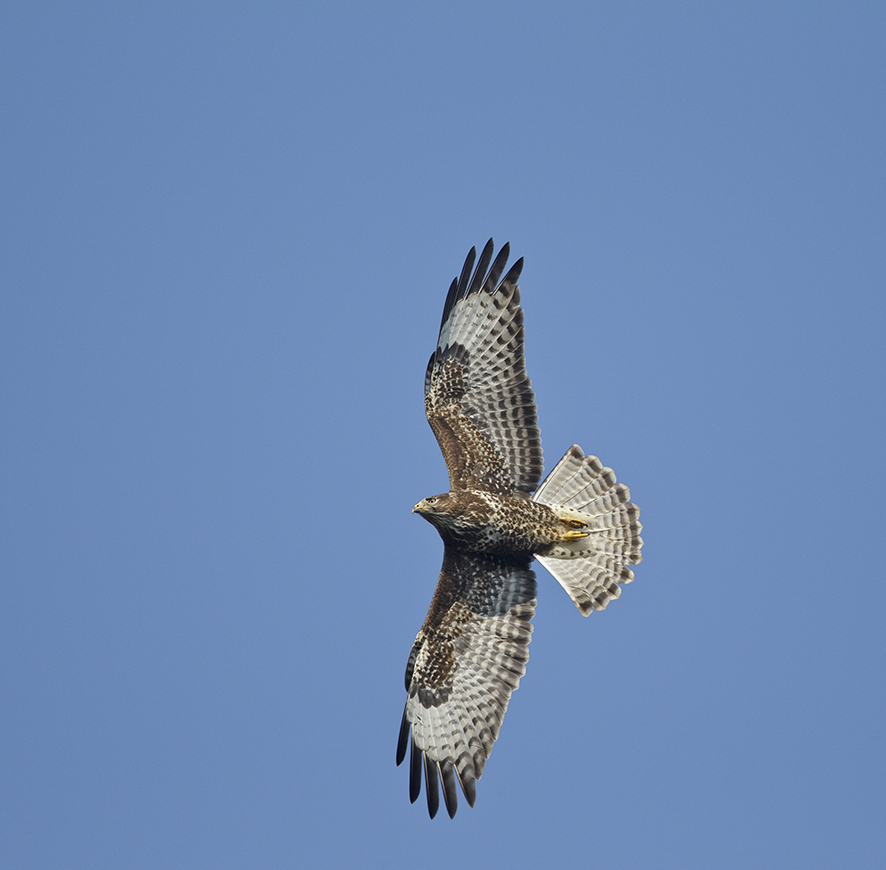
445;490;559;555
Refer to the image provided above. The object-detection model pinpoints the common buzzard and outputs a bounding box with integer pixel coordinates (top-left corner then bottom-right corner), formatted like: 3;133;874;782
397;240;643;818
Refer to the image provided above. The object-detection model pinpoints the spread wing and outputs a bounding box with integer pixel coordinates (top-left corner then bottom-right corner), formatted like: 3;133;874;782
425;240;543;495
396;549;537;818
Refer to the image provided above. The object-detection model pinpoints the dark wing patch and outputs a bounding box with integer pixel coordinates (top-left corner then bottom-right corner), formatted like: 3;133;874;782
397;548;537;818
425;240;543;495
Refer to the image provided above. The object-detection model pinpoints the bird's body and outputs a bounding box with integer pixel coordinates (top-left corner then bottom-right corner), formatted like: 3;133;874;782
398;241;643;819
415;489;561;555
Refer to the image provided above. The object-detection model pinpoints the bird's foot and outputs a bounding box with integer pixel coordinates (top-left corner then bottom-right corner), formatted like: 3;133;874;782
554;509;591;541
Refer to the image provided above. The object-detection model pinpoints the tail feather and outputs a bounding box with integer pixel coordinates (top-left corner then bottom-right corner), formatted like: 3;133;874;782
533;447;617;505
535;554;633;616
532;445;643;616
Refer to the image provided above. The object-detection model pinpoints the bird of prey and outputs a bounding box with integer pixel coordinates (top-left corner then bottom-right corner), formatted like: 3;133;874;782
397;240;643;818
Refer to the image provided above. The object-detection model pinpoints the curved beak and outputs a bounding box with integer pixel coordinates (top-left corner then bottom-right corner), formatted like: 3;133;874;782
412;502;423;513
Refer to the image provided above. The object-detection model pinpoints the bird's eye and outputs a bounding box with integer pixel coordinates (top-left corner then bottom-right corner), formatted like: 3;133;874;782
426;497;437;504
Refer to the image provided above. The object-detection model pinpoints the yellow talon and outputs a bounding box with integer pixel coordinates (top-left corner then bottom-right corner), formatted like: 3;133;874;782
566;519;587;529
562;530;589;540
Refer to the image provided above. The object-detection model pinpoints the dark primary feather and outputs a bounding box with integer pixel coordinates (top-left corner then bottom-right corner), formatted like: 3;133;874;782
409;733;422;804
439;761;458;818
423;754;440;818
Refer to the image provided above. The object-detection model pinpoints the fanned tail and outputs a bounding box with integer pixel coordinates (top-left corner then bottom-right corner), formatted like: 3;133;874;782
532;445;643;616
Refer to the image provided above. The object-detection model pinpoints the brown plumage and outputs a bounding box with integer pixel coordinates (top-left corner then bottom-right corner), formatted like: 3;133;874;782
397;240;643;818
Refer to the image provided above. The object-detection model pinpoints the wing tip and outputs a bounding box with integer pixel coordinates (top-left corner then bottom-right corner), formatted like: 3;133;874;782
424;754;440;819
441;240;520;328
440;761;459;818
501;256;523;292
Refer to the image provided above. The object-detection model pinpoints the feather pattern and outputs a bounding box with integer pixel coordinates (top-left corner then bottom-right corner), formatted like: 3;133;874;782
425;240;543;495
397;550;536;816
533;444;643;615
401;243;643;816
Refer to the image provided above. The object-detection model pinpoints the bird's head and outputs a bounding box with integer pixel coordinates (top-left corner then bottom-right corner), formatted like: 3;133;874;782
413;492;459;530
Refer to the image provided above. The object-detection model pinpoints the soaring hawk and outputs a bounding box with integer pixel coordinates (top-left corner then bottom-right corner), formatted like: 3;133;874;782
397;240;643;818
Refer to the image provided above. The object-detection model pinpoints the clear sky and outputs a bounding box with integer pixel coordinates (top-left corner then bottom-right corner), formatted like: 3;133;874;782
2;3;884;868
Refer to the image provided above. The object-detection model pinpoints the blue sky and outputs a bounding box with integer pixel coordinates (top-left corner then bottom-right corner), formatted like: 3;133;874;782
2;2;884;868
